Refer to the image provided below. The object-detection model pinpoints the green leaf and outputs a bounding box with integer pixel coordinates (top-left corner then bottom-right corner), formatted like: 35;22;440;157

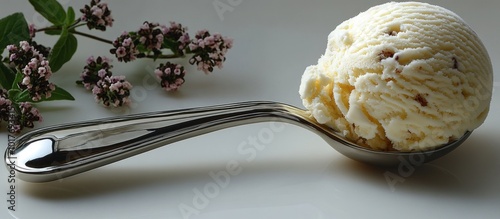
7;89;20;100
0;63;15;89
13;89;29;102
135;43;147;53
44;29;62;35
15;85;74;102
0;13;30;54
49;29;78;72
163;38;178;50
11;71;23;90
45;86;74;101
66;7;75;26
29;0;66;26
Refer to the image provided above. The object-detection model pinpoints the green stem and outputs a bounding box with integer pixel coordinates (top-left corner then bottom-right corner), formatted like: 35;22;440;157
144;54;184;59
37;26;113;44
70;30;113;44
36;26;59;32
68;20;85;29
36;26;185;60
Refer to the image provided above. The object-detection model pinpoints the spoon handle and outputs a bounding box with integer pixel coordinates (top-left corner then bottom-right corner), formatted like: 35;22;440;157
8;101;310;182
7;101;469;182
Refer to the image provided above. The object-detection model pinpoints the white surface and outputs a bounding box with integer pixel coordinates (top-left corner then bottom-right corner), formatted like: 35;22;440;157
1;0;499;218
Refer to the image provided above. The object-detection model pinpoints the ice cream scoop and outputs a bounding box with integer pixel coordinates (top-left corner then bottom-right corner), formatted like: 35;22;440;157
5;101;471;182
300;2;493;151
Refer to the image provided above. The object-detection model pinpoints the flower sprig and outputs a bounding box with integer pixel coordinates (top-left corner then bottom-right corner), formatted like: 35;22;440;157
93;75;132;107
155;62;186;91
0;91;43;133
76;55;133;106
80;0;113;31
0;0;233;132
188;29;234;74
77;56;113;90
39;0;233;95
0;40;73;133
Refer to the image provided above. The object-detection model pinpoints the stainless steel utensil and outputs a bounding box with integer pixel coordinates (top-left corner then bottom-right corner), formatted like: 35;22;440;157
5;101;470;182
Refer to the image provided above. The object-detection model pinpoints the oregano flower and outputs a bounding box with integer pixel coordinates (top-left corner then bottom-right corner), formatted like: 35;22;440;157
155;62;186;91
188;30;233;74
80;0;114;31
78;56;113;89
92;75;132;107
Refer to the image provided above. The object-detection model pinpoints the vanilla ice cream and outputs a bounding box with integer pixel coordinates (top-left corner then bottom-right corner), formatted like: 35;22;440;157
299;2;493;151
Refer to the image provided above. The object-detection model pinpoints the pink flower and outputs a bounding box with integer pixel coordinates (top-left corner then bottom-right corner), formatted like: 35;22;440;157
105;16;113;27
9;54;16;62
28;59;37;68
6;41;50;70
179;33;190;44
92;76;132;107
38;67;47;75
116;47;126;58
80;0;114;31
20;41;30;51
23;67;31;75
136;21;164;53
87;56;96;64
28;24;36;39
161;21;190;55
78;56;113;90
189;43;197;51
92;87;102;94
122;38;132;47
6;102;43;132
140;23;149;30
10;43;56;101
204;36;215;45
154;69;162;77
188;30;233;74
110;33;139;62
0;89;12;125
22;77;30;85
40;60;49;67
155;62;186;92
91;6;103;17
97;69;107;78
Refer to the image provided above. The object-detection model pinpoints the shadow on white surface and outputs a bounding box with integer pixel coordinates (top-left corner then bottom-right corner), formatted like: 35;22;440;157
7;130;499;219
20;156;333;200
335;132;499;201
21;131;497;202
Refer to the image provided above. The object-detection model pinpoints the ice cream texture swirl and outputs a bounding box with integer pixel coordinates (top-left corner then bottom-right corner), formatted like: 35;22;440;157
299;2;493;151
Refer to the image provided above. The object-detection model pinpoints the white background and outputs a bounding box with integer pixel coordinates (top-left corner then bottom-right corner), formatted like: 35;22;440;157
1;0;499;218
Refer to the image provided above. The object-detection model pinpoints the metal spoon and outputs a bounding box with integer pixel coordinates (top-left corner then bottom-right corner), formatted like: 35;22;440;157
4;101;470;182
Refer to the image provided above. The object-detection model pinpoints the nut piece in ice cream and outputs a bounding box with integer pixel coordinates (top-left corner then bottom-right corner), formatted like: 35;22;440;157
299;2;493;151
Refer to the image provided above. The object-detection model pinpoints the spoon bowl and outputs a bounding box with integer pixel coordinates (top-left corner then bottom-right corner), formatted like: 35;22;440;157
5;101;470;182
